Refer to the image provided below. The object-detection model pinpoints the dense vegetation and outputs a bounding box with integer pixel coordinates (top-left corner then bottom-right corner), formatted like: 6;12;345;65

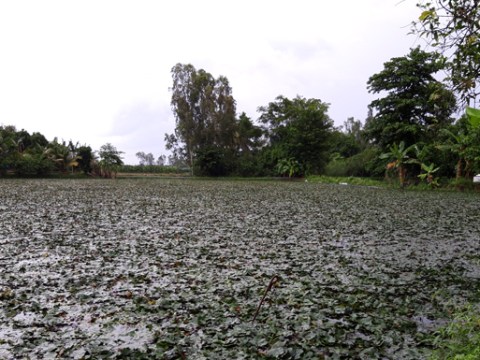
1;1;479;184
0;126;124;179
162;46;480;182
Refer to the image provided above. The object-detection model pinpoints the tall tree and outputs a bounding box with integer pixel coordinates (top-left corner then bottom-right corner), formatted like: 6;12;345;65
168;63;237;169
259;95;333;175
365;47;456;150
412;0;480;104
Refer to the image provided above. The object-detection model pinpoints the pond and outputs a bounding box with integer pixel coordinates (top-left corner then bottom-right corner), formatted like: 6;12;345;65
0;179;479;359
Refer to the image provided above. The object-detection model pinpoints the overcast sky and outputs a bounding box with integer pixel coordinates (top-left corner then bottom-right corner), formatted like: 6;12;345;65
0;0;421;164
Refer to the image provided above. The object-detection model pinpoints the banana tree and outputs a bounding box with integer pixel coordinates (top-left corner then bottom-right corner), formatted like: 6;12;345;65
438;129;470;180
408;144;440;187
432;106;480;181
379;141;413;186
275;157;303;178
418;162;440;188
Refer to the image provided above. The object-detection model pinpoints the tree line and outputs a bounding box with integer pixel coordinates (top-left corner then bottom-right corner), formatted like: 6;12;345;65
0;126;124;178
1;0;479;186
165;0;480;185
2;46;479;183
165;48;480;185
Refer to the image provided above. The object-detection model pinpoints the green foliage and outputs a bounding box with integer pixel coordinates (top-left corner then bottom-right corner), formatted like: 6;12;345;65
193;146;230;176
231;152;264;177
418;162;440;188
275;157;303;178
430;304;480;360
329;130;362;158
168;65;263;176
236;112;264;153
259;95;333;175
325;147;385;178
168;63;238;168
307;175;386;187
135;151;155;166
413;0;480;103
0;125;87;177
15;153;54;177
380;141;415;186
448;177;476;191
48;138;81;173
466;107;480;129
365;47;456;150
324;158;349;177
98;143;124;178
438;119;480;180
77;146;94;175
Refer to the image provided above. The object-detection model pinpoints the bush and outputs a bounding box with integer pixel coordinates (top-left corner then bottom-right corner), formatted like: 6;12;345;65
15;154;53;177
193;147;230;177
324;147;384;177
324;158;349;177
232;153;264;177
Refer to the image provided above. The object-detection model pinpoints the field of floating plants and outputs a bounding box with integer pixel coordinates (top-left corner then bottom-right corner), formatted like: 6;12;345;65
0;178;479;359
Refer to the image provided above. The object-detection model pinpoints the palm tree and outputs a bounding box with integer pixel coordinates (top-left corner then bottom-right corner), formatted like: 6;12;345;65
49;138;81;173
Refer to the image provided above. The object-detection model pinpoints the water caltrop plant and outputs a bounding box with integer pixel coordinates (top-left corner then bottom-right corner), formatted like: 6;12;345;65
1;179;479;359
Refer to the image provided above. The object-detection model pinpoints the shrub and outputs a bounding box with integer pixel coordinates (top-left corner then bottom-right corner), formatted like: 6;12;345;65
15;154;53;177
193;147;230;177
324;147;384;177
430;304;480;360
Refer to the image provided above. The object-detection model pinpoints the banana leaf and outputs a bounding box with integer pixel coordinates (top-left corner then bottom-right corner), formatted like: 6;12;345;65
466;107;480;129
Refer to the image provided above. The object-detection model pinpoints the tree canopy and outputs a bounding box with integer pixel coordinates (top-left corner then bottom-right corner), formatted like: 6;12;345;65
168;63;237;169
167;63;263;176
259;95;334;175
365;47;456;149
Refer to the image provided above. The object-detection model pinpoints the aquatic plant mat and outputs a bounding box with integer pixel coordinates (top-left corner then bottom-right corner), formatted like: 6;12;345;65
1;179;479;359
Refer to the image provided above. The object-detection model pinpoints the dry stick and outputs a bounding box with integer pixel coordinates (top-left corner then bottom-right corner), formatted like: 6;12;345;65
252;275;279;324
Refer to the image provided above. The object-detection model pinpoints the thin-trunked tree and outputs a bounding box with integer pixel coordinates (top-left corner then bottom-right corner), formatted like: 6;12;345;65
168;63;237;174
